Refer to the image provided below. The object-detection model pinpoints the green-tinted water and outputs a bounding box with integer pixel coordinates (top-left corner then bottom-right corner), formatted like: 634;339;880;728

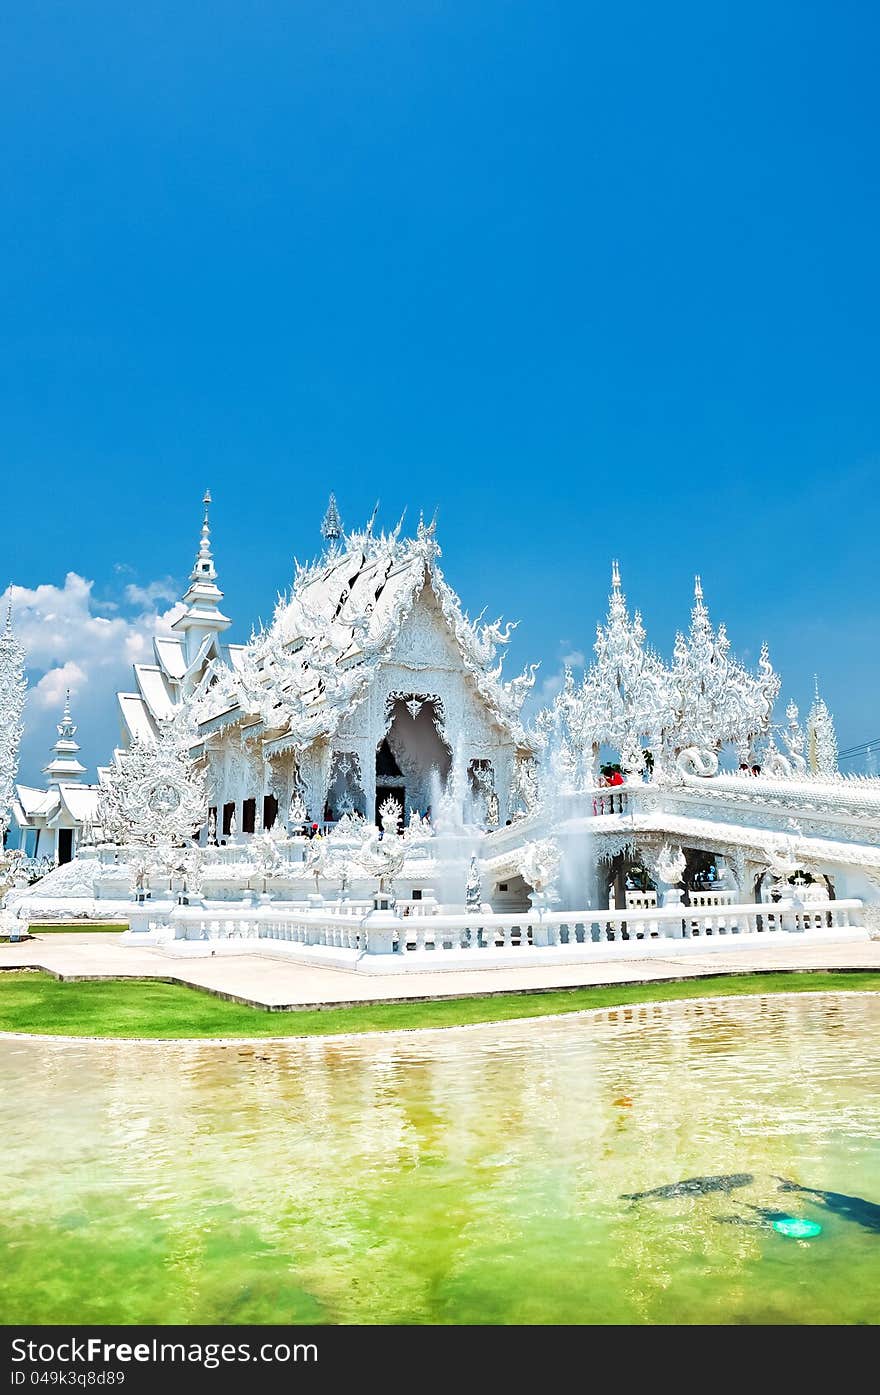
2;993;879;1325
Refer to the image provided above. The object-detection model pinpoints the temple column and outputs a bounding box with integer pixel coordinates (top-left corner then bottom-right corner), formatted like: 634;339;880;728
494;748;515;826
363;744;377;827
299;742;333;823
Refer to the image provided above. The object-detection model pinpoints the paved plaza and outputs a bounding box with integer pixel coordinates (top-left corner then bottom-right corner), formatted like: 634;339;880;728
2;931;878;1011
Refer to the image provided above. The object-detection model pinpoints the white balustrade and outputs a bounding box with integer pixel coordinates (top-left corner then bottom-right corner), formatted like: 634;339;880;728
590;789;629;816
153;896;865;960
624;890;657;910
688;889;738;907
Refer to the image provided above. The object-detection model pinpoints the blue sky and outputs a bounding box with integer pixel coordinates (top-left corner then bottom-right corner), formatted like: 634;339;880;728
2;2;877;784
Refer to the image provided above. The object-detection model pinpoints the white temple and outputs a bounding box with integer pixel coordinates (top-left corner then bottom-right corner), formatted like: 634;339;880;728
3;495;880;963
112;492;533;837
13;691;101;864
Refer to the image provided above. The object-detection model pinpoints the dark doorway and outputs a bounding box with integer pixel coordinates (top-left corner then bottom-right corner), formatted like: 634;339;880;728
376;739;402;778
222;801;236;837
263;794;278;831
375;786;404;829
242;798;256;834
58;828;74;864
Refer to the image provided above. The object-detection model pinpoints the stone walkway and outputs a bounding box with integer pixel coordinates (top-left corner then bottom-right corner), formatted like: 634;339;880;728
2;932;879;1009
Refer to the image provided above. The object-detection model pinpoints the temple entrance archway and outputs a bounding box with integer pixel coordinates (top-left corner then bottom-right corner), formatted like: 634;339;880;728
378;696;452;822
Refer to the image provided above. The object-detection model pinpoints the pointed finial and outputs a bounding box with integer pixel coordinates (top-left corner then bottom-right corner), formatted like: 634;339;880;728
56;688;78;742
366;499;380;535
321;493;343;545
814;673;820;701
611;559;621;591
694;574;703;601
4;599;11;636
197;490;214;563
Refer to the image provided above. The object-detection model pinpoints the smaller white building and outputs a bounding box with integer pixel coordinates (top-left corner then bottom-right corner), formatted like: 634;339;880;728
13;693;101;863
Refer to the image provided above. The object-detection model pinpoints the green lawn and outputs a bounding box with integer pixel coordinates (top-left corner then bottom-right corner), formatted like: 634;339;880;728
0;968;878;1039
26;923;129;934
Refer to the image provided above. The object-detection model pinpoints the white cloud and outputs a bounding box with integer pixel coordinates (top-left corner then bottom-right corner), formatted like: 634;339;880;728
123;577;179;608
3;572;185;785
526;643;590;713
32;660;88;711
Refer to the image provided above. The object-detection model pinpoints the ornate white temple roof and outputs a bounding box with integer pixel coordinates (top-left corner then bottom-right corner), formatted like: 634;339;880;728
13;785;57;819
182;507;537;753
117;497;241;747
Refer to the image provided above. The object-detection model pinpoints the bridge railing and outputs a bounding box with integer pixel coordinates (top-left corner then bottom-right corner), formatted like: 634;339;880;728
157;897;865;956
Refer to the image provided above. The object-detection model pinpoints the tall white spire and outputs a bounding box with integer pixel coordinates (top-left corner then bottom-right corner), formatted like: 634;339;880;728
0;603;27;838
43;689;87;786
171;490;231;665
807;675;838;776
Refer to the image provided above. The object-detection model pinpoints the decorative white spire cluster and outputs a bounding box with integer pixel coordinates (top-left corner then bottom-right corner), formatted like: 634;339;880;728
807;676;838;776
670;574;779;761
0;605;27;838
586;562;672;773
535;565;780;784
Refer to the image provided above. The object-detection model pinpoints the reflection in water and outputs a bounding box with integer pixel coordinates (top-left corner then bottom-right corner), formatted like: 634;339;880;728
1;994;879;1324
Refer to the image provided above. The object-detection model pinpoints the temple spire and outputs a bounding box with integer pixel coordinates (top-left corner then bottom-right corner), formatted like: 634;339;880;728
171;491;231;666
0;602;27;838
321;493;343;550
43;689;87;787
807;676;838;776
198;490;213;570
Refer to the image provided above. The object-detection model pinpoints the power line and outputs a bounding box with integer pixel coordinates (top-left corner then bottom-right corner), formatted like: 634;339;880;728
838;739;880;759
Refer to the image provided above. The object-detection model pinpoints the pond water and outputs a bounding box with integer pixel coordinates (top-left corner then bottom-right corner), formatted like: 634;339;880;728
2;993;879;1325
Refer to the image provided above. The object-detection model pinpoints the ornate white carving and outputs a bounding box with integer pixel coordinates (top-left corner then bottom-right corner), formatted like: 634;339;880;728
98;713;207;850
668;577;779;767
465;854;483;911
535;569;780;785
676;745;720;779
780;701;808;774
807;680;838;775
354;799;407;898
640;840;686;890
537;563;672;778
517;839;561;901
